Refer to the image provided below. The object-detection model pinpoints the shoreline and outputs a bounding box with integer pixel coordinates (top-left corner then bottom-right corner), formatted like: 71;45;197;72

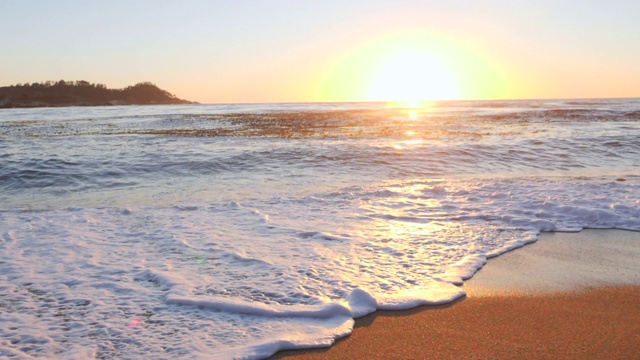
465;229;640;295
274;286;640;359
273;229;640;359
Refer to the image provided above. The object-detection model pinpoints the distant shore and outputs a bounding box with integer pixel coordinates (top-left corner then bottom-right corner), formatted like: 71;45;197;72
274;230;640;359
0;80;195;108
0;102;195;109
0;101;195;109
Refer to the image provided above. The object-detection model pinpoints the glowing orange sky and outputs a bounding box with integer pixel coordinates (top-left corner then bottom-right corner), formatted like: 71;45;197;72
1;1;639;103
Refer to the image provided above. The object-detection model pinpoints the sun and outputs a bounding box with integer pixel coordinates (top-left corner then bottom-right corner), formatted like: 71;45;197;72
367;51;459;103
316;31;507;103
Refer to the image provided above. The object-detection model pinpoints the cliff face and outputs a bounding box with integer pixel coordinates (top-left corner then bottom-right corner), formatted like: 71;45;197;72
0;81;195;108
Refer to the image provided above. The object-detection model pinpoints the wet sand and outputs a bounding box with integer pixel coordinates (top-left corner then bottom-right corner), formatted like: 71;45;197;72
273;230;640;359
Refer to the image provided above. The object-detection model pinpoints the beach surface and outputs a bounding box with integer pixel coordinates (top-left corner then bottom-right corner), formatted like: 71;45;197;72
2;101;639;358
274;230;640;359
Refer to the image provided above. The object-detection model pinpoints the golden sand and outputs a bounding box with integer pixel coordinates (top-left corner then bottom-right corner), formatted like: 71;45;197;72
274;230;640;359
274;286;640;359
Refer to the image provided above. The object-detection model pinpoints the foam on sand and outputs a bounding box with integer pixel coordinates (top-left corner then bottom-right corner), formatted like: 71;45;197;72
274;229;640;359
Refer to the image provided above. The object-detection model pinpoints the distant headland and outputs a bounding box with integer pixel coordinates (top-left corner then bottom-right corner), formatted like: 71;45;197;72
0;80;195;108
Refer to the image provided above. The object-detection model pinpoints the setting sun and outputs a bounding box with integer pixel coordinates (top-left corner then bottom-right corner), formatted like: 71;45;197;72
316;31;507;103
367;51;459;102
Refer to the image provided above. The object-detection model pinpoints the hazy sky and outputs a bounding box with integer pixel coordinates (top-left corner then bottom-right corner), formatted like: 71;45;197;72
1;0;639;103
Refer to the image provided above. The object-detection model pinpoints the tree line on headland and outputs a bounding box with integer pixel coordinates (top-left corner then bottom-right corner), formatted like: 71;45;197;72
0;80;195;108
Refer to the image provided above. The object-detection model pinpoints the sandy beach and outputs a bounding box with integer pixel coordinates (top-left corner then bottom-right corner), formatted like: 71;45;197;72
274;230;640;359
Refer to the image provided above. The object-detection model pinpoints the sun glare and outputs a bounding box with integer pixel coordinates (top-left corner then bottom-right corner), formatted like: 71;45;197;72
367;51;459;102
317;31;507;103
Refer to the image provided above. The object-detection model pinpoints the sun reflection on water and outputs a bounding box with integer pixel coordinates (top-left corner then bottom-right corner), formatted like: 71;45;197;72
386;100;436;120
393;139;424;150
348;189;458;293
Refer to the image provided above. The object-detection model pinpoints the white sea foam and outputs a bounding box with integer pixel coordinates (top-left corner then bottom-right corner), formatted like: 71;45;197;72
1;100;639;358
1;175;638;358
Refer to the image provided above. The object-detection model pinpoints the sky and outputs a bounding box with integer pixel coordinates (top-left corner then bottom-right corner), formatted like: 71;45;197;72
1;0;639;104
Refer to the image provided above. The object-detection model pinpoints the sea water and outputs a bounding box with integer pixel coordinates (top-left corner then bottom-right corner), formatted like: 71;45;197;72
1;99;639;359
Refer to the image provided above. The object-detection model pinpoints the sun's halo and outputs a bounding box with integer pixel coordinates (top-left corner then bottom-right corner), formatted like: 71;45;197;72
316;31;505;103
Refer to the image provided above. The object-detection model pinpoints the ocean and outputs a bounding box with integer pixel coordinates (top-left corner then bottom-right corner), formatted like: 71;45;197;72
1;99;639;359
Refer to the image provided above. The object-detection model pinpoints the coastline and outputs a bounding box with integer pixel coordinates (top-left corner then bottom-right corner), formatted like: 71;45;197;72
273;230;640;359
2;99;639;359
